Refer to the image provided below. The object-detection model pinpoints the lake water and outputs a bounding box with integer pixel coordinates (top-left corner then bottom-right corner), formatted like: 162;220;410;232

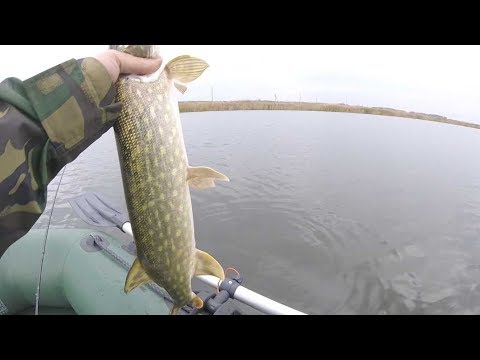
34;110;480;315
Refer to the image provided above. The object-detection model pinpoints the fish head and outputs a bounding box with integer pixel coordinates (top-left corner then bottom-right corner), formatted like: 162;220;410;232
109;45;161;59
110;45;163;83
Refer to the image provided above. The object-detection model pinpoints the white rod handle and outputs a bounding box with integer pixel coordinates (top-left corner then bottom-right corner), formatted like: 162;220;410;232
122;222;133;236
197;275;306;315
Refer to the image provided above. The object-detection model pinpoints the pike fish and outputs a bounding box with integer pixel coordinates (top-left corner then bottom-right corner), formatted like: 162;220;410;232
110;45;229;314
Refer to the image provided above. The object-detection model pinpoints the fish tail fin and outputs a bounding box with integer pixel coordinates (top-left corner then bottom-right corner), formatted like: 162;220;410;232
169;296;203;315
170;305;181;315
165;55;209;94
174;82;187;94
191;295;204;310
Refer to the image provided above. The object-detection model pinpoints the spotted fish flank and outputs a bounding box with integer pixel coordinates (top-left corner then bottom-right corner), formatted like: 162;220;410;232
111;45;229;315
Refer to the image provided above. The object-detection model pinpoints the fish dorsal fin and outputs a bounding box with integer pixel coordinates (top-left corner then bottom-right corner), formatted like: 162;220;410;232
194;249;225;280
165;55;209;94
124;258;152;294
187;166;229;190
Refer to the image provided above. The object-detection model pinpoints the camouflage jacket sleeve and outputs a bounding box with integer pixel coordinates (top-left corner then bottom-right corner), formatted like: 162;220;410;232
0;57;122;256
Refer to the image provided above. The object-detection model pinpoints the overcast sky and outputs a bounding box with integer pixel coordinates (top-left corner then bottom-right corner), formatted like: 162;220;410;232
1;45;478;122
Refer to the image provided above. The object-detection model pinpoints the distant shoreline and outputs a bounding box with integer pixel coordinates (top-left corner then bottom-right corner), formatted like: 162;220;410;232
179;100;480;130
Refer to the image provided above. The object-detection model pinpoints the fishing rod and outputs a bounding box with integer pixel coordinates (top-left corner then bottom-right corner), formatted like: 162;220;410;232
70;192;307;315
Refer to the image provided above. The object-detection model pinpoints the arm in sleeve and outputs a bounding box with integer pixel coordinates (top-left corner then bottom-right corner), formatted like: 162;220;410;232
0;57;122;256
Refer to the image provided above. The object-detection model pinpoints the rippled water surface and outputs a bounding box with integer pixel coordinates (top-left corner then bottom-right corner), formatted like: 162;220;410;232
34;110;480;314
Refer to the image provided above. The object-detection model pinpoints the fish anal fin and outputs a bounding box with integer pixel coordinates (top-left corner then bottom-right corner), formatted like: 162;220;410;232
187;166;229;190
124;258;152;294
195;249;225;280
165;55;209;83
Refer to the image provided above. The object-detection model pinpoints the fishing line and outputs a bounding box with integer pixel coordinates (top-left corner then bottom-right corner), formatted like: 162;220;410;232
34;164;67;315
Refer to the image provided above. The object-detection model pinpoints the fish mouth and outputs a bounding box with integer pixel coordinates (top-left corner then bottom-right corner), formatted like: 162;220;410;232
109;45;161;59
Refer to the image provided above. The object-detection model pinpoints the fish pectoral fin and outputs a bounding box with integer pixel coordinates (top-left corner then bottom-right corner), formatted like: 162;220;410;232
189;178;216;189
124;258;152;294
174;82;187;94
165;55;209;84
195;249;225;280
187;166;229;190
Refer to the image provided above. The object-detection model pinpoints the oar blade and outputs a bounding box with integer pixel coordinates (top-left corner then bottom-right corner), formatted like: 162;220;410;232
69;192;129;228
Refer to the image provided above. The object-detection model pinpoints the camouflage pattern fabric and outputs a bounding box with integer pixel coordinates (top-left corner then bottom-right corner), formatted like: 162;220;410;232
0;57;122;257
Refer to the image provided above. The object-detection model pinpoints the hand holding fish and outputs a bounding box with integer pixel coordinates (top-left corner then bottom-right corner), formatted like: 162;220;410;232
0;47;166;254
94;49;163;83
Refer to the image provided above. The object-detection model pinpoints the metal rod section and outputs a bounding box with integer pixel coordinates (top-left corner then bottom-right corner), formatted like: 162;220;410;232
197;275;306;315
